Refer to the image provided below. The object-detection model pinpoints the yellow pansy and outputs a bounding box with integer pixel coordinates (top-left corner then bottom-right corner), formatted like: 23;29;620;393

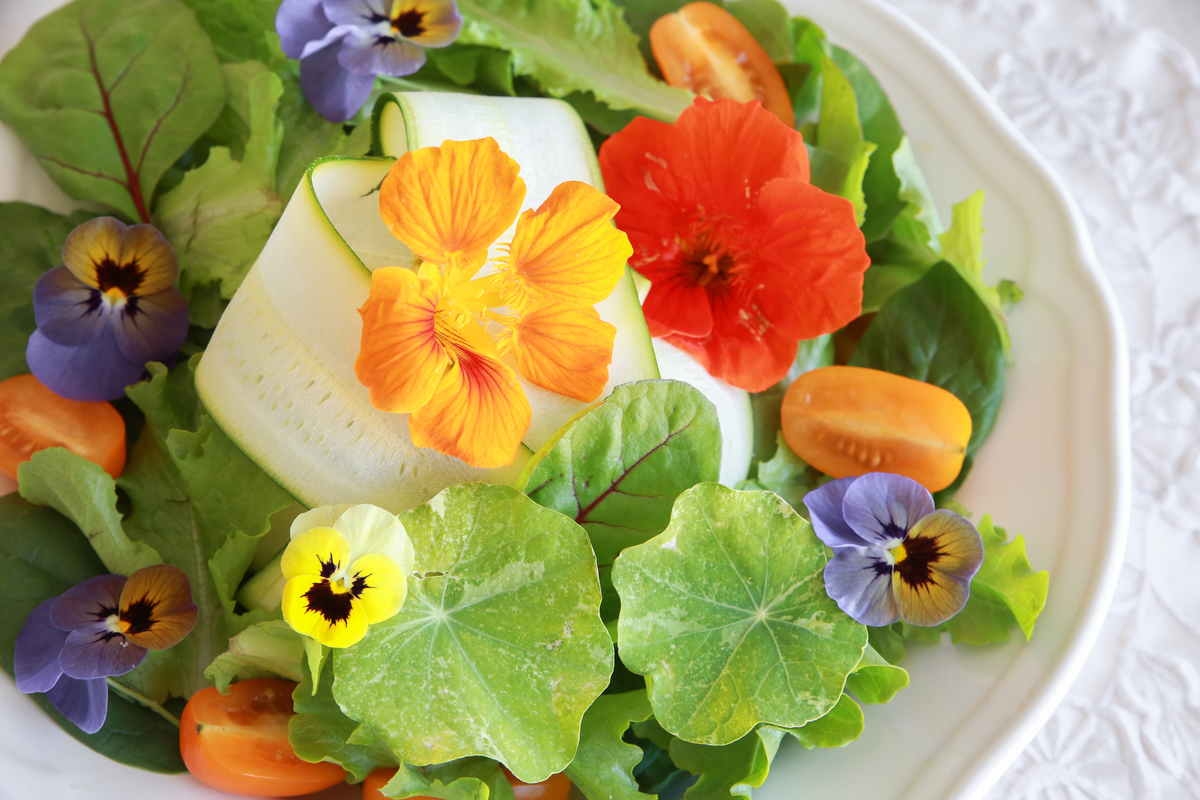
280;504;414;649
356;137;632;468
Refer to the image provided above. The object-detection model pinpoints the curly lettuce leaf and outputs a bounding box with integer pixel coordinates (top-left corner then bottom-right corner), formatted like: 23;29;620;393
0;0;225;222
669;726;786;800
566;691;656;800
204;620;305;692
381;760;516;800
845;643;908;704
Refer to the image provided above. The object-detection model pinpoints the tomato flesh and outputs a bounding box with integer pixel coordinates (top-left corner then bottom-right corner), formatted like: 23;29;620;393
781;366;972;492
362;767;571;800
0;373;125;479
180;679;347;797
650;2;795;126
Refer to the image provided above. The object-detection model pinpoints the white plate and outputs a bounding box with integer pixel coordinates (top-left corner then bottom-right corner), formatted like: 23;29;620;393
0;0;1129;799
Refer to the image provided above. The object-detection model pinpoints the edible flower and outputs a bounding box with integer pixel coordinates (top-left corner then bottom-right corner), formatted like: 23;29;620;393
27;217;189;402
356;137;630;468
803;473;985;627
276;0;463;122
598;98;870;392
13;565;198;733
281;504;415;648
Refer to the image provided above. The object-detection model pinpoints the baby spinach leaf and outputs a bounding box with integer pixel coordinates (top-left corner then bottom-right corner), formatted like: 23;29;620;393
0;495;184;773
782;693;864;749
566;691;656;800
524;380;721;619
289;656;398;783
456;0;692;121
204;620;305;692
0;203;97;382
725;0;795;64
669;725;786;800
845;643;909;704
783;18;828;125
850;260;1006;457
333;483;612;782
0;0;225;222
613;484;866;746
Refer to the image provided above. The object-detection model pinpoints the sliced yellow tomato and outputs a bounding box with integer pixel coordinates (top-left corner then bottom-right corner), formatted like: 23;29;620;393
781;365;972;492
0;373;125;479
650;2;795;126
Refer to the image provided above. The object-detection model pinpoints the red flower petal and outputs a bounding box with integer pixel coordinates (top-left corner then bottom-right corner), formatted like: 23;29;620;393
641;268;713;338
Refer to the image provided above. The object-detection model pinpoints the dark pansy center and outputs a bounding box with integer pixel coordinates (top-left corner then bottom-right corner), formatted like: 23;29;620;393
392;8;425;38
893;535;946;589
94;256;145;299
319;556;341;579
120;596;158;636
304;580;355;625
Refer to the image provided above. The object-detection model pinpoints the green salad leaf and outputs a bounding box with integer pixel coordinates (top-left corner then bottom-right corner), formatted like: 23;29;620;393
784;694;864;749
0;203;97;382
382;759;516;800
808;54;875;225
613;484;866;745
179;0;286;68
725;0;795;64
456;0;692;121
939;191;1015;353
0;0;225;222
524;380;721;618
204;620;305;692
566;690;656;800
850;260;1006;459
0;494;184;773
845;643;908;704
332;483;612;782
669;725;786;800
753;433;817;511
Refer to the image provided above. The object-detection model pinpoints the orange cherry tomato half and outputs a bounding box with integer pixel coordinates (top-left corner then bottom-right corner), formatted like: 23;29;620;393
0;373;125;480
650;1;795;126
180;679;347;797
781;365;972;492
362;767;572;800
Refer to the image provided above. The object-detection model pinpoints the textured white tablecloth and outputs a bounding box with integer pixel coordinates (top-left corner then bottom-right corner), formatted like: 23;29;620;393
876;1;1200;797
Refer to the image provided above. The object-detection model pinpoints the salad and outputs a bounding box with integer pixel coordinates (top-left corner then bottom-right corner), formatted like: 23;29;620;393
0;1;1051;799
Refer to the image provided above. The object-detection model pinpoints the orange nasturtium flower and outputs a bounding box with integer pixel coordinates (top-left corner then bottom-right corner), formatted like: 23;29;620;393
355;138;632;468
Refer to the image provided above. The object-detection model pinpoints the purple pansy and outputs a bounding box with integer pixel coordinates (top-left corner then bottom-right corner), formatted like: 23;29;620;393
27;217;189;402
804;473;985;628
277;0;464;122
13;565;198;734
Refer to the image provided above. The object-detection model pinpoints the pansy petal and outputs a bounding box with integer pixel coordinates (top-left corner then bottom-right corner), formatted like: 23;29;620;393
892;566;971;629
300;35;377;122
58;627;146;680
27;327;146;402
380;138;525;274
111;286;190;365
276;0;334;59
893;509;985;626
46;675;108;734
14;599;68;694
337;24;427;76
61;217;125;290
356;266;451;413
118;564;198;650
114;224;179;296
409;335;531;468
32;267;106;346
391;0;462;47
508;302;615;402
823;546;900;627
321;0;391;26
50;574;127;632
803;476;869;548
283;575;369;648
499;181;630;309
641;269;713;339
291;504;355;539
332;505;413;574
282;527;352;582
346;553;407;624
843;472;935;548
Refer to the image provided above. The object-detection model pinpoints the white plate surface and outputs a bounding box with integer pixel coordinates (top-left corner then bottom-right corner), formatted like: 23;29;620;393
0;0;1129;799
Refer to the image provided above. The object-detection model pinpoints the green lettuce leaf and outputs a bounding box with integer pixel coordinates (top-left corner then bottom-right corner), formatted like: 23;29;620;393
850;261;1006;459
845;643;908;704
753;433;817;511
669;725;786;800
613;484;866;745
289;656;398;783
110;360;294;702
566;690;656;800
204;620;305;692
808;55;875;225
0;494;184;773
332;483;612;782
524;380;721;619
938;191;1018;354
0;203;97;381
782;17;827;125
725;0;795;64
783;693;864;749
155;62;285;326
455;0;692;121
179;0;286;68
277;75;373;199
0;0;225;222
381;759;516;800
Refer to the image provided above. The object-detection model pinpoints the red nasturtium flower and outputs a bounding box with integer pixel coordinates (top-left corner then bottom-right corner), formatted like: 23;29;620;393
598;98;870;392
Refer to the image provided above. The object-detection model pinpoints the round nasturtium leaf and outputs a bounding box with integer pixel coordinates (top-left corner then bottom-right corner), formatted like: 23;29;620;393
612;483;867;746
331;482;613;782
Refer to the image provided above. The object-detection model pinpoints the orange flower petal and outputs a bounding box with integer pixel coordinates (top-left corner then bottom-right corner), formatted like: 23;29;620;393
497;181;632;309
118;564;198;651
379;138;525;274
62;217;178;296
508;302;615;402
392;0;462;47
356;266;451;413
409;338;531;469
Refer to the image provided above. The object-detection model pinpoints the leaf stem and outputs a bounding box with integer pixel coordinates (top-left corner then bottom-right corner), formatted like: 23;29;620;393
105;678;182;728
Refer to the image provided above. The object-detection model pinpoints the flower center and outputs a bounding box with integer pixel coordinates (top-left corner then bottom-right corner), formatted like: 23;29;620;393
684;234;737;289
94;257;145;299
391;8;425;38
889;542;908;565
